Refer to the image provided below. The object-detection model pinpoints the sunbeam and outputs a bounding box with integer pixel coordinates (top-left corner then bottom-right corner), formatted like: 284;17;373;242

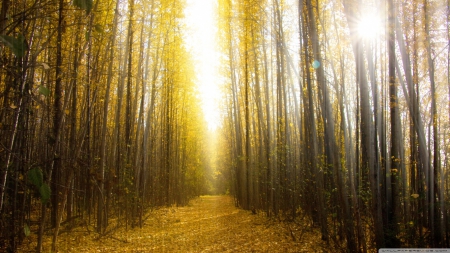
184;0;221;130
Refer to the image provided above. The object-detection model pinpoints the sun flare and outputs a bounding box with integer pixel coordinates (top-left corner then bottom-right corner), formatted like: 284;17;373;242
357;13;382;40
184;0;221;131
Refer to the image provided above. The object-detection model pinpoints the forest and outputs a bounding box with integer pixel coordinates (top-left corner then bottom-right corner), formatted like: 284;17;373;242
0;0;449;252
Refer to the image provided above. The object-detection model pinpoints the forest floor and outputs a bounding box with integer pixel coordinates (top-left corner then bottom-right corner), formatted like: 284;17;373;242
19;195;331;252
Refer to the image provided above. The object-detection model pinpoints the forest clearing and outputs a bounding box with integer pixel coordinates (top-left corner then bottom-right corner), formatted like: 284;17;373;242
1;0;450;251
17;195;330;252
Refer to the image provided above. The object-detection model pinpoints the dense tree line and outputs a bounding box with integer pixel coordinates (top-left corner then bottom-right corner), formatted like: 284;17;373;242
0;0;208;251
217;0;450;250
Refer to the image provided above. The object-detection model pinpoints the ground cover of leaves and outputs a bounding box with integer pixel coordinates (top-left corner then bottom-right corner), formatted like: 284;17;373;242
19;195;331;252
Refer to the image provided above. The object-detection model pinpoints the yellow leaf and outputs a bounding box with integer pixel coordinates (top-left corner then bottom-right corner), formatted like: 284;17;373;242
42;62;50;70
10;104;17;109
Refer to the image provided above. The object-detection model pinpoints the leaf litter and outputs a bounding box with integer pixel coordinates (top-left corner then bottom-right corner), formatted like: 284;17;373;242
19;195;331;252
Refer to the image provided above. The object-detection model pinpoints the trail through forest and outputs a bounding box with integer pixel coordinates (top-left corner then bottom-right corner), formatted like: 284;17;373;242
19;195;330;252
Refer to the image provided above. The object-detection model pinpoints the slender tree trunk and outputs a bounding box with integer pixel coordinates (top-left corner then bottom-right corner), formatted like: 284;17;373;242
251;26;265;212
38;0;65;250
395;16;431;246
243;7;251;210
261;27;273;216
423;0;442;246
98;0;121;235
299;2;328;240
0;0;9;33
125;0;134;163
387;0;401;246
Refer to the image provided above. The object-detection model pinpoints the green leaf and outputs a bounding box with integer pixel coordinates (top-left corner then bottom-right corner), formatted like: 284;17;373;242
28;168;43;188
38;86;50;97
73;0;93;14
0;34;27;58
24;224;31;237
39;183;51;204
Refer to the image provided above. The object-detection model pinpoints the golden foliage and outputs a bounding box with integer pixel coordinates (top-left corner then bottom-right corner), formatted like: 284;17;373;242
19;196;330;252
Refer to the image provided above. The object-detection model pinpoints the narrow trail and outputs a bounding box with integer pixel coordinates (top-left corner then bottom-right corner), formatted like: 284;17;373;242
20;195;330;252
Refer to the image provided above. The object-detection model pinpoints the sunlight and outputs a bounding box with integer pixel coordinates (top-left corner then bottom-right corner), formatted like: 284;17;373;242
357;13;382;40
184;0;221;131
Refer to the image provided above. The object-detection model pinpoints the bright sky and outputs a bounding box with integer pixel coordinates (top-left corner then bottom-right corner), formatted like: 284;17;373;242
184;0;221;131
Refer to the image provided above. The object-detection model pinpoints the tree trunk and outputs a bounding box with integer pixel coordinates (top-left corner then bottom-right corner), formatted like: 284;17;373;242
423;0;442;246
386;0;401;246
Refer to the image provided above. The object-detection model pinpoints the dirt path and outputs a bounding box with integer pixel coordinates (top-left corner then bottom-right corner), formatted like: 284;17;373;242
20;195;330;252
